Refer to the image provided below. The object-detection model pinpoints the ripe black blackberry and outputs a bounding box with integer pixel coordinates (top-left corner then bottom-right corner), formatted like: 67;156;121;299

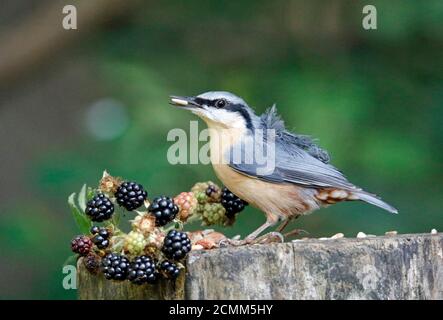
85;193;114;222
162;230;191;261
127;255;158;285
160;260;180;280
71;235;92;256
101;253;130;280
90;226;111;249
221;187;248;218
148;196;179;226
115;181;148;211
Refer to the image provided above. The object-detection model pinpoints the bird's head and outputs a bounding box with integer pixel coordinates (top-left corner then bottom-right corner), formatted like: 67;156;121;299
170;91;255;130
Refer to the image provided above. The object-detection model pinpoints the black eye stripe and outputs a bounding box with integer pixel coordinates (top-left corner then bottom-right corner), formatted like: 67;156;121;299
194;98;253;130
195;98;227;108
194;97;210;106
225;103;253;130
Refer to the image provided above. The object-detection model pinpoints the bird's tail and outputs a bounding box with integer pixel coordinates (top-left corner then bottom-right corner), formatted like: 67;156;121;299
355;191;398;214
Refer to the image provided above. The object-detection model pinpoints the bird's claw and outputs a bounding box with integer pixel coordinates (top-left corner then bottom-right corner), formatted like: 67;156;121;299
218;237;253;247
254;231;285;244
218;232;284;247
283;229;309;239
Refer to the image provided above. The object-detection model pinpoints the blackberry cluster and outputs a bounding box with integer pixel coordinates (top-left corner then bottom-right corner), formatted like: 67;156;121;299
101;253;130;280
85;193;114;222
221;187;248;218
71;235;92;256
160;260;180;280
115;181;148;211
162;230;191;261
148;196;179;226
127;255;158;284
90;226;111;249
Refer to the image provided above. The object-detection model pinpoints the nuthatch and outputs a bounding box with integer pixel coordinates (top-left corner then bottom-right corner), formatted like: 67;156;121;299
170;91;397;242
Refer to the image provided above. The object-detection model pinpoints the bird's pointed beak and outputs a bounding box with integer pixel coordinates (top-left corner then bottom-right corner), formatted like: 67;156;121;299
169;95;201;109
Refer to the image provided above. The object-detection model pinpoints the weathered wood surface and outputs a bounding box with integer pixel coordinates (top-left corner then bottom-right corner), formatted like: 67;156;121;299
77;260;185;300
78;233;443;300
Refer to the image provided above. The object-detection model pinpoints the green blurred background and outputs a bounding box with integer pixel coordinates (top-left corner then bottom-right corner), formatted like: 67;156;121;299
0;0;442;299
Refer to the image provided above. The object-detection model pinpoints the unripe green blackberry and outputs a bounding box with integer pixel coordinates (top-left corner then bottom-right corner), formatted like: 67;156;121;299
191;181;214;194
71;235;92;256
192;181;221;204
124;231;147;256
115;181;148;211
195;191;209;204
162;230;191;261
101;253;129;280
200;203;227;226
85;193;114;222
128;255;158;284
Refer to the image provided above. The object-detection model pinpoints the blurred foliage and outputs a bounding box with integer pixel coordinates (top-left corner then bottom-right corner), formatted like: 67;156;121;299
1;0;442;299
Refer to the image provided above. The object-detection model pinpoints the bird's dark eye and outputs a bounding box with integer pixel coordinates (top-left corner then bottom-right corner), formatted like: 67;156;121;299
215;99;227;108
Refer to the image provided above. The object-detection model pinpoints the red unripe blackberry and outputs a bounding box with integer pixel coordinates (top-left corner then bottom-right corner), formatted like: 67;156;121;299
162;230;191;261
101;253;129;280
221;187;248;218
160;260;180;280
115;181;148;211
148;196;179;226
85;193;114;222
127;255;158;285
71;235;93;256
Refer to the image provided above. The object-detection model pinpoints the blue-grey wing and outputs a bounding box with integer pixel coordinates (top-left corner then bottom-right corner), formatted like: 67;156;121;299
228;140;357;190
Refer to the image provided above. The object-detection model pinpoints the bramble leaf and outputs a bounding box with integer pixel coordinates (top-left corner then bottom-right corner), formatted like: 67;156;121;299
68;192;92;234
78;184;87;212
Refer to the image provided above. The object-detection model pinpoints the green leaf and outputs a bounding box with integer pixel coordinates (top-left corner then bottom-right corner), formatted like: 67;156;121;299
112;210;121;227
87;187;95;201
63;254;78;267
68;192;92;234
78;184;87;212
68;192;77;209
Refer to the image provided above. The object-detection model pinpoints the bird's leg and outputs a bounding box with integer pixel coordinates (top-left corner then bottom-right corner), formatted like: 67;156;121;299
281;216;308;239
253;232;284;244
276;219;291;233
276;215;300;233
218;219;277;247
244;220;276;242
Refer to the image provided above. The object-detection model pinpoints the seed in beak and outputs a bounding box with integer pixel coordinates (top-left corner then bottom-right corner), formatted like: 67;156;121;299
171;98;188;106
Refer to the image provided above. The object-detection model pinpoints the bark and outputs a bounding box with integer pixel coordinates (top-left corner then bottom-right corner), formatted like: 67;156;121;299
78;233;443;300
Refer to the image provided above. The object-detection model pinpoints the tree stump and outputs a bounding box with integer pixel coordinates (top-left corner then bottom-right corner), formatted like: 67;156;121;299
78;233;443;300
